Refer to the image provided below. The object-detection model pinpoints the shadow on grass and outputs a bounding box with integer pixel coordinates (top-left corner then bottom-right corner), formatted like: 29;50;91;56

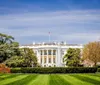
49;74;71;85
6;74;38;85
0;74;4;76
71;74;100;85
0;74;20;81
89;74;100;78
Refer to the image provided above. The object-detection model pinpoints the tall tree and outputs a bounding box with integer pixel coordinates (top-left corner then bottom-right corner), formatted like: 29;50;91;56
82;41;100;66
63;48;81;67
22;48;38;67
0;33;14;44
5;48;38;67
4;56;25;67
0;33;19;63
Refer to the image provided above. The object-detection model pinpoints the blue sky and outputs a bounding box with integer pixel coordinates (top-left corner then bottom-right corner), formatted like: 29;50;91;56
0;0;100;44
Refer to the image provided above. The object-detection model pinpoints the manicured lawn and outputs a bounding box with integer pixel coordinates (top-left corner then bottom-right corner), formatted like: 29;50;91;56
0;73;100;85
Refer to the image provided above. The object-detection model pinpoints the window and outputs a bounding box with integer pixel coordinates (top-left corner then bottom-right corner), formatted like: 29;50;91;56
44;58;46;63
61;50;65;55
41;50;42;55
49;58;51;63
44;50;47;55
53;50;56;55
48;50;51;55
41;57;42;63
53;58;56;63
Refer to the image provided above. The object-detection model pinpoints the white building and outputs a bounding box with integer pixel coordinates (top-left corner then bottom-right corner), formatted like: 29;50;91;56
20;42;83;67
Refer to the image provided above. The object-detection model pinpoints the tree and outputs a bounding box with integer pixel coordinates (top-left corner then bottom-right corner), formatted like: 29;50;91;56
10;42;21;56
22;48;38;67
4;56;25;67
82;41;100;66
0;33;19;63
0;33;14;44
5;48;38;67
0;33;38;67
0;43;11;62
0;42;21;63
63;48;81;67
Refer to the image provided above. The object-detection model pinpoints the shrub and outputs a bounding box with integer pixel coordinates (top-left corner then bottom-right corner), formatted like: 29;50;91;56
0;63;10;73
10;68;21;73
98;68;100;72
96;65;100;68
11;67;97;73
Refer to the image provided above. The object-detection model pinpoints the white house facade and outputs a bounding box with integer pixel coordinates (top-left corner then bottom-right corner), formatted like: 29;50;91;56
20;42;83;67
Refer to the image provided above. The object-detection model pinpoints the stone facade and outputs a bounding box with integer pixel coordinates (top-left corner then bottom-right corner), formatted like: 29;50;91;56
20;42;83;67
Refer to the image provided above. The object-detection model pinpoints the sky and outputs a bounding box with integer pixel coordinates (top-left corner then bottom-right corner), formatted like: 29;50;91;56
0;0;100;45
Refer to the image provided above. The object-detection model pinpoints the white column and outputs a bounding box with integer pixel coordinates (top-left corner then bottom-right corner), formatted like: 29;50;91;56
51;49;53;65
43;50;44;67
40;50;42;65
46;49;48;67
37;49;40;64
42;50;44;67
57;47;61;67
56;49;58;66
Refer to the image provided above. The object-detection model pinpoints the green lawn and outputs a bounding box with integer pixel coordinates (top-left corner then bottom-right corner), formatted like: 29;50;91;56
0;73;100;85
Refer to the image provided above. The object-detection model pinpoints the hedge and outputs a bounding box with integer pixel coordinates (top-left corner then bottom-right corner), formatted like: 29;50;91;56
11;67;97;73
11;68;21;73
98;68;100;72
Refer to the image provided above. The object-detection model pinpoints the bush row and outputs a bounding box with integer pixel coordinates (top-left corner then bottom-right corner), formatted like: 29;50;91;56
11;67;97;73
98;68;100;72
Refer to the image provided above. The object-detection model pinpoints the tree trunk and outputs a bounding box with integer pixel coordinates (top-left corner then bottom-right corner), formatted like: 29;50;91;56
94;62;97;66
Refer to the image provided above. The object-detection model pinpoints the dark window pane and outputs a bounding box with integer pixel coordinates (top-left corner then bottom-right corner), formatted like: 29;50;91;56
48;50;51;55
49;58;51;63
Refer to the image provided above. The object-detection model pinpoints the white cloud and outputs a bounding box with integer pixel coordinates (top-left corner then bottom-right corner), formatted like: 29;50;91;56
58;33;100;43
0;10;100;44
0;10;100;27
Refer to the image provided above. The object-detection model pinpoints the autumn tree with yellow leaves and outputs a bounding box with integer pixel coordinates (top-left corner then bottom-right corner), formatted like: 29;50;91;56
82;41;100;66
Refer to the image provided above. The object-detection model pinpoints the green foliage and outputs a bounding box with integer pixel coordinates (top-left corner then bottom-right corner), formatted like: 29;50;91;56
0;33;14;44
98;68;100;72
63;48;81;67
0;33;20;63
4;56;25;67
4;48;38;67
11;67;97;73
0;33;36;68
10;68;21;73
21;48;38;67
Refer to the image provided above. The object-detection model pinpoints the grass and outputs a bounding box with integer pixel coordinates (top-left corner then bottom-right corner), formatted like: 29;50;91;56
0;73;100;85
